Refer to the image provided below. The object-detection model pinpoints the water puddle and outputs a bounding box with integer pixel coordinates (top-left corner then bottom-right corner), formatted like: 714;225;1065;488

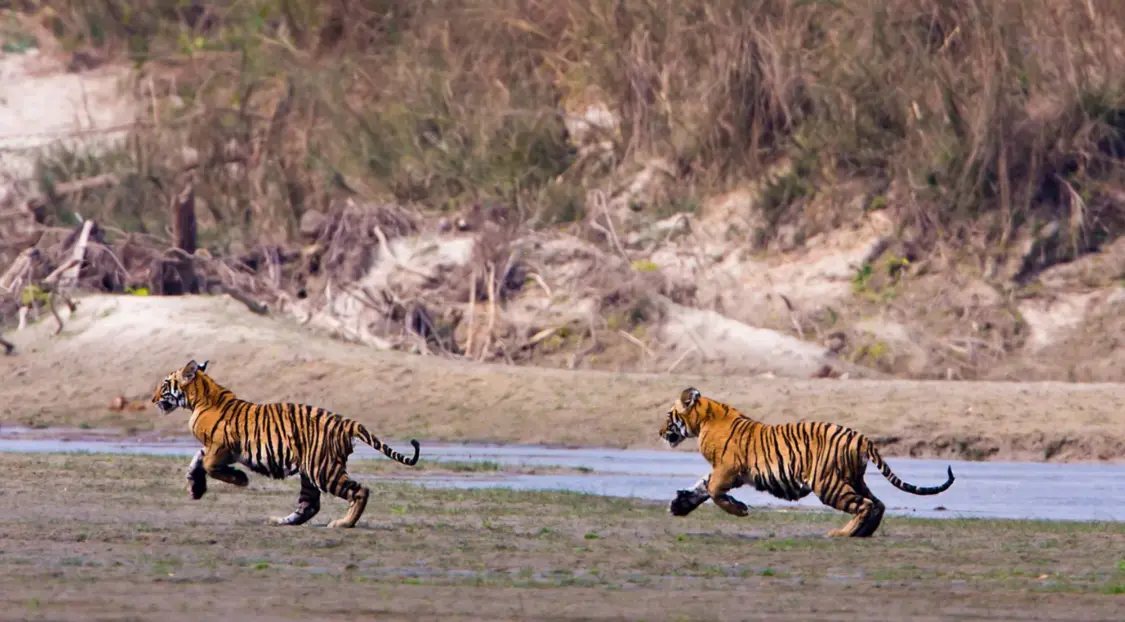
1;430;1122;523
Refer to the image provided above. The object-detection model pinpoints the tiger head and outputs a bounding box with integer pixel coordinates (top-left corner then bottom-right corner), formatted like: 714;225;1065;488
659;387;703;448
151;359;209;414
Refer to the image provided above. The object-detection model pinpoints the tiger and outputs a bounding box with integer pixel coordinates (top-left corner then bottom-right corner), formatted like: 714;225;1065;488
658;387;955;538
151;359;421;529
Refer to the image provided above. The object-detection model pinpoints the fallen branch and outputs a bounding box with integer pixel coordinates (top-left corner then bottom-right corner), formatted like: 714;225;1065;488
0;248;37;293
17;155;249;222
527;272;553;300
41;258;81;286
587;189;630;261
618;329;655;359
163;247;275;316
371;224;431;278
221;285;269;315
22;174;120;219
521;326;560;351
58;220;94;289
88;242;130;281
665;345;698;373
778;293;805;340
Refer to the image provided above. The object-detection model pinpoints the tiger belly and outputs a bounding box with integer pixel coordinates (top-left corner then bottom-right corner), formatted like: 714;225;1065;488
236;451;300;480
747;470;812;502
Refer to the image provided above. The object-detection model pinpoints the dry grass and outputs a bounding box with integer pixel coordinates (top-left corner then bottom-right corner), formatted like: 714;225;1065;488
2;452;1125;620
5;1;1125;382
7;0;1122;258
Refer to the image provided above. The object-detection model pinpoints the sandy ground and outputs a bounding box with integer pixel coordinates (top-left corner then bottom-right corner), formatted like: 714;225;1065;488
3;294;1125;463
1;453;1123;621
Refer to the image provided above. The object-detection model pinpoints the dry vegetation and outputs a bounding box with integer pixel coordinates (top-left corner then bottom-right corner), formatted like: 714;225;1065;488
3;0;1125;380
6;294;1125;462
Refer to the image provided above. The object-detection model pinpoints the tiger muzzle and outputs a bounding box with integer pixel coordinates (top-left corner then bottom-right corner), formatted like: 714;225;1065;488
661;430;684;448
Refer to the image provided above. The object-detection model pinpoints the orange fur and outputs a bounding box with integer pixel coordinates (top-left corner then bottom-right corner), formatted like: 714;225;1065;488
659;388;954;537
151;359;420;528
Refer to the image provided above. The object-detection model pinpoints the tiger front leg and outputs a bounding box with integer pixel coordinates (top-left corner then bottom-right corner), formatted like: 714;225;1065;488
669;473;748;517
669;475;712;516
202;446;249;489
707;470;749;517
186;448;207;499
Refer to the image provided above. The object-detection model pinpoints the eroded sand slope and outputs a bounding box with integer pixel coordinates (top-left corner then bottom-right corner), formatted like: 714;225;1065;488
2;294;1124;463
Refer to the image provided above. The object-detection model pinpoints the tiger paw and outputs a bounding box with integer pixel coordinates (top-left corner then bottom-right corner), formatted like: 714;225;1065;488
229;470;250;487
716;494;749;517
669;489;704;517
186;474;207;500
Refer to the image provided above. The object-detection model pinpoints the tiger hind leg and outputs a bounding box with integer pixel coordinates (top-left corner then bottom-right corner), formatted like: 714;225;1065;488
849;480;885;538
816;480;884;538
325;474;370;529
271;473;322;526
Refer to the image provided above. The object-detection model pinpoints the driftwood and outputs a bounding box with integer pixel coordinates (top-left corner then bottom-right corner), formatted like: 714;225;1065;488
57;221;93;289
21;174;121;222
12;154;248;224
0;248;37;294
221;284;269;315
2;185;648;366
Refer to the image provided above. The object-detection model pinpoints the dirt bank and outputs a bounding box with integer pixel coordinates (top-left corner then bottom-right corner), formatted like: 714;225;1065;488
3;294;1125;463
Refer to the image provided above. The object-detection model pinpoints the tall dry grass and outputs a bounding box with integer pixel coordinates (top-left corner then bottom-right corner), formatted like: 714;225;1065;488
16;0;1125;262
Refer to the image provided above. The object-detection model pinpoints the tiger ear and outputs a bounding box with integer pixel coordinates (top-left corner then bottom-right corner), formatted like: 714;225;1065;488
680;387;701;408
181;359;201;382
198;360;209;373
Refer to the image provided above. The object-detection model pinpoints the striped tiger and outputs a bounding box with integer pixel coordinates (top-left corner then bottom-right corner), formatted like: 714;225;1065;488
151;359;421;528
658;388;955;537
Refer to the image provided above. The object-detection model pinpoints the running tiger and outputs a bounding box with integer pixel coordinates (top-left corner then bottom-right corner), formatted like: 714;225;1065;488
658;388;955;537
151;359;421;528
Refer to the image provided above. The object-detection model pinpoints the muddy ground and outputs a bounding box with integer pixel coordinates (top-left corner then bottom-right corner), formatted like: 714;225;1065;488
3;295;1125;463
0;453;1122;621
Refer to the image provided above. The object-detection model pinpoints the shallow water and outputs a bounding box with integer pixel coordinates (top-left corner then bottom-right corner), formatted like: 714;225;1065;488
1;432;1122;523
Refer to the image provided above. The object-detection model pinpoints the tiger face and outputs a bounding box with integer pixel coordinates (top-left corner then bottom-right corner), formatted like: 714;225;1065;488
151;359;209;414
659;387;701;448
